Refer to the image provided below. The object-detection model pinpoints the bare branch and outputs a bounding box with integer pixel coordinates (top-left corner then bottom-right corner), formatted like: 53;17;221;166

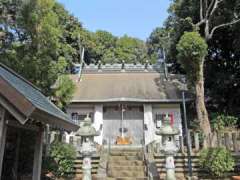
205;0;216;18
196;19;206;28
208;18;240;40
200;0;204;20
209;0;223;17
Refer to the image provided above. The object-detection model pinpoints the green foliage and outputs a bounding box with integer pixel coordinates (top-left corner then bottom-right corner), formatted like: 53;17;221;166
43;142;76;178
0;0;66;95
199;147;235;177
177;31;208;83
54;74;76;110
115;35;148;64
146;27;169;63
1;0;150;97
211;113;238;132
148;0;240;115
93;30;117;63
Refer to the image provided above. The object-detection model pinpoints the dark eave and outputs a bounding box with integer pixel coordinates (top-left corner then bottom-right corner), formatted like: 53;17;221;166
0;63;79;131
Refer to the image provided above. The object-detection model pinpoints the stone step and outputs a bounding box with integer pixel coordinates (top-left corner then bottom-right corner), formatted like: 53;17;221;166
107;177;147;180
107;169;145;177
110;151;142;157
154;154;200;158
157;167;204;173
108;165;145;171
155;162;200;167
75;169;98;173
154;158;199;163
74;159;100;164
159;174;189;180
108;160;144;166
74;163;99;168
109;155;141;161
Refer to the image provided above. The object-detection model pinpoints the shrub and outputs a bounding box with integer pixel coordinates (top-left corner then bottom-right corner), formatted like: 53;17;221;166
199;147;235;177
43;142;76;178
211;113;238;132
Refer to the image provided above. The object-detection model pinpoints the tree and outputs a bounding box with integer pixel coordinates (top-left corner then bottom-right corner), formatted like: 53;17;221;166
53;74;76;111
115;35;148;64
177;31;210;136
192;0;240;135
146;27;170;63
94;30;117;63
196;0;240;41
0;0;67;95
149;0;240;136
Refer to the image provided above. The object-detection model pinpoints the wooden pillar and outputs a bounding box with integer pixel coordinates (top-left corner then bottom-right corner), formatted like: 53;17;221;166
45;125;50;156
13;131;21;179
0;107;7;180
32;126;44;180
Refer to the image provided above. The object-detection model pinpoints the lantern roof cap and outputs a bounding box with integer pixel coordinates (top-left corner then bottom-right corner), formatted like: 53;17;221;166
156;115;180;136
76;115;99;137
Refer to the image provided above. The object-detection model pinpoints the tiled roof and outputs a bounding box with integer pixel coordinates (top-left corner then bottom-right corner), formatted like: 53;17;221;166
69;70;191;103
0;63;79;131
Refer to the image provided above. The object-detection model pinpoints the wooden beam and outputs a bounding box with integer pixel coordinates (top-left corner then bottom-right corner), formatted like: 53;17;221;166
0;107;7;180
0;95;28;125
32;127;44;180
6;119;39;132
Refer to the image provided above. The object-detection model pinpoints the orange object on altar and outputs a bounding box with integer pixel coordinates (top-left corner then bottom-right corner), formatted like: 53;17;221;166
116;136;132;145
232;176;240;180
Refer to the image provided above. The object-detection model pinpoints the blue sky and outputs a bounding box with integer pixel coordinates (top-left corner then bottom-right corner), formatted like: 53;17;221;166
57;0;171;40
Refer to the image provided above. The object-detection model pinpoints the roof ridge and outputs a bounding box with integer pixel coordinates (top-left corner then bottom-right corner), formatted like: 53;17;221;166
0;63;41;92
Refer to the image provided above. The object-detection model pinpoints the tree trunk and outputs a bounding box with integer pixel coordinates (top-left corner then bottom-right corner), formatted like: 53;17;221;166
195;59;212;145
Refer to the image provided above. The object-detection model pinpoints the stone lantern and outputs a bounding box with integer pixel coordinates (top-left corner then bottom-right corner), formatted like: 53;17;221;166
156;114;180;180
75;115;99;180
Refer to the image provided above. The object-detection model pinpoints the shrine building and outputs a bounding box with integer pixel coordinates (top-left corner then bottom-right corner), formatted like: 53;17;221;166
65;62;191;146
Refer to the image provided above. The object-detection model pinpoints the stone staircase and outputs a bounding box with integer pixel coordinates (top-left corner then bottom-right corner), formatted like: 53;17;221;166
154;153;240;180
107;147;147;180
154;153;201;179
74;155;100;179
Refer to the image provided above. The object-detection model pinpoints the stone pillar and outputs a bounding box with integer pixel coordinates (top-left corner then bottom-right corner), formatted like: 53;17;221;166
143;104;155;145
82;156;92;180
0;107;7;180
166;155;176;180
32;126;44;180
93;104;103;145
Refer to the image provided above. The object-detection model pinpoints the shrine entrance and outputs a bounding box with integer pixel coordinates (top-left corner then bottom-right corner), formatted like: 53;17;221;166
103;104;144;145
1;125;36;180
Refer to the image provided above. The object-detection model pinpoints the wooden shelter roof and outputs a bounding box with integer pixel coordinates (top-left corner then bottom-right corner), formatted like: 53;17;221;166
0;63;79;131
